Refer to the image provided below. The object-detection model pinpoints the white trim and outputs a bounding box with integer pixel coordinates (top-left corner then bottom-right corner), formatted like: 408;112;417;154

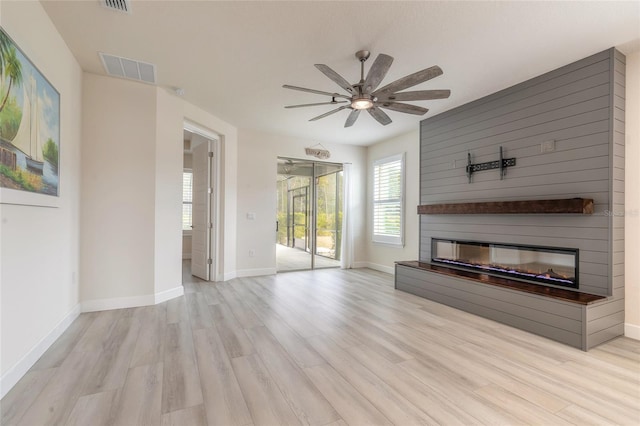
363;262;395;275
183;119;225;285
222;271;237;281
155;285;184;304
0;303;81;399
81;294;154;312
351;261;395;275
81;285;185;312
372;240;406;248
212;139;223;285
372;152;405;247
624;323;640;340
183;120;220;140
236;268;277;278
0;187;61;208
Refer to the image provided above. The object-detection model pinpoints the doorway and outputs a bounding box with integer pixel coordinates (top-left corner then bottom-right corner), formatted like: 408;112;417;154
182;125;219;281
276;157;343;272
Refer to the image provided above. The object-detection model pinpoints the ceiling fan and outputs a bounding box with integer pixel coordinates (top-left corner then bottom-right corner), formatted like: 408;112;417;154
283;50;450;127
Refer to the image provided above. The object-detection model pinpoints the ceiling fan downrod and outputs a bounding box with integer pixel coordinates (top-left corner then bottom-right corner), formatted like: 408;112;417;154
351;49;373;107
355;50;370;86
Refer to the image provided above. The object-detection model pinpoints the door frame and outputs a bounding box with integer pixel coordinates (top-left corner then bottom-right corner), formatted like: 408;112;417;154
184;120;221;281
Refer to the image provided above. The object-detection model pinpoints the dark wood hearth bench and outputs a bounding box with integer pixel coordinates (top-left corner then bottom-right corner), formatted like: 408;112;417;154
395;261;609;350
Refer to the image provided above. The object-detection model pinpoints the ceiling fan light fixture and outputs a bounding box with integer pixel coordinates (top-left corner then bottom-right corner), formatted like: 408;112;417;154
284;51;450;126
351;96;374;110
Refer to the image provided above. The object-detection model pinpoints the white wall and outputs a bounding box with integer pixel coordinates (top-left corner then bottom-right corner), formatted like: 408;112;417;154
81;74;158;304
154;88;184;295
625;50;640;338
81;77;239;301
366;130;420;273
80;75;238;304
184;152;193;169
182;235;192;259
0;1;82;395
236;129;367;276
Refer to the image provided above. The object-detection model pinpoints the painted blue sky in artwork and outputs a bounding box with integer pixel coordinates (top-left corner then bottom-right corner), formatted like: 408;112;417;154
7;39;60;148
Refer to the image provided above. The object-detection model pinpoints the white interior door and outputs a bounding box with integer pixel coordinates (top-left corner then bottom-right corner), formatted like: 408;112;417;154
191;138;210;280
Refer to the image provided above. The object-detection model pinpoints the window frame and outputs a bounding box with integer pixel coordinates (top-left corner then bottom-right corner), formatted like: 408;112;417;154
372;153;405;247
182;169;193;234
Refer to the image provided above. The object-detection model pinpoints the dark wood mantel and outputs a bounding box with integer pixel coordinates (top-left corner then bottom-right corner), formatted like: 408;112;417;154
417;198;594;215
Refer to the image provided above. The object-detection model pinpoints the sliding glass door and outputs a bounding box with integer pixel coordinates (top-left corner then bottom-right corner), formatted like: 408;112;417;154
276;157;343;272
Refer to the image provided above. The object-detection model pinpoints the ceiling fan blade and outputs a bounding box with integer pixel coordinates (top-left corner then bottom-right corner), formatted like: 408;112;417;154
367;107;392;126
344;109;360;127
309;105;350;121
314;64;355;94
373;66;443;96
282;84;351;100
378;102;429;115
363;54;393;93
377;89;451;102
285;101;348;109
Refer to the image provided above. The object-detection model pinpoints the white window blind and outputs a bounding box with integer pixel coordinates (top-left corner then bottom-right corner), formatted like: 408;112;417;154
182;171;193;231
373;153;404;246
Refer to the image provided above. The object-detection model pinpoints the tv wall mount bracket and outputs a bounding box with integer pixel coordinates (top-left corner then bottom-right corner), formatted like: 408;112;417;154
466;146;516;183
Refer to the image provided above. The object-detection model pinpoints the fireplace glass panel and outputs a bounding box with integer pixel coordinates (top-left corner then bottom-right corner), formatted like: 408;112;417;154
432;239;578;288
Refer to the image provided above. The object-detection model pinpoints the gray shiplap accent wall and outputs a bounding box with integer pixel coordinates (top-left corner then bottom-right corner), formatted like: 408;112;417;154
419;49;622;297
397;48;625;349
585;49;626;348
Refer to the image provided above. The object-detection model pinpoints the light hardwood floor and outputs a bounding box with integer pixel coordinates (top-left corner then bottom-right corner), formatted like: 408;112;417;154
2;268;639;425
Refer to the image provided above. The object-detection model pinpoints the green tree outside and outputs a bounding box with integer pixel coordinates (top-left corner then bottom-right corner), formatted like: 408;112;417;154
276;170;343;259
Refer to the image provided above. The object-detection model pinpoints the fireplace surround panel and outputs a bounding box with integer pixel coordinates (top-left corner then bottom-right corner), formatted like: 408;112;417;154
396;48;625;350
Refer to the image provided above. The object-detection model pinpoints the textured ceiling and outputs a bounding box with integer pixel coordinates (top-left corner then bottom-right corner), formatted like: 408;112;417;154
41;0;639;146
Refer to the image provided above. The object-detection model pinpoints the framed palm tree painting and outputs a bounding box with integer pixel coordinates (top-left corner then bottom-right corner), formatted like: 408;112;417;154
0;26;60;206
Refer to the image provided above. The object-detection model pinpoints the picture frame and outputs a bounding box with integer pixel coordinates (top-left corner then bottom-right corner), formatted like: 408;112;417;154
0;26;61;208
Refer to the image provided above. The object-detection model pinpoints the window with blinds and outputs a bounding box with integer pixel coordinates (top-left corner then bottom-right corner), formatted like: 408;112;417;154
182;171;193;231
372;153;404;246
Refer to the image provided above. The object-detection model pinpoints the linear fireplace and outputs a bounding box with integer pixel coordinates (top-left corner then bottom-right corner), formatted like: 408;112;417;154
431;238;578;289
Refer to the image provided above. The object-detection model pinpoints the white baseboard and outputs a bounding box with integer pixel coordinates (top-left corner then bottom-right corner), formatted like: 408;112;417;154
155;285;184;304
223;271;237;281
236;268;277;278
82;285;185;312
351;261;394;275
0;303;81;399
363;262;395;275
81;294;155;312
625;323;640;340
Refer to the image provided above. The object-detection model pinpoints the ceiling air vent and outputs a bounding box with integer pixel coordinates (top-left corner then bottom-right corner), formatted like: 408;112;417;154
102;0;131;14
99;52;157;84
